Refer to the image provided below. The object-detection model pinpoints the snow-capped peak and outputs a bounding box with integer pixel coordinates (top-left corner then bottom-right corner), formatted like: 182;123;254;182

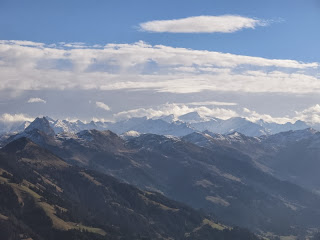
178;112;205;123
121;130;141;139
25;117;55;136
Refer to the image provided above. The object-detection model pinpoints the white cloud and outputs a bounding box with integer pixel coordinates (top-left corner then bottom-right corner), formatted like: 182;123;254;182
294;105;320;124
242;105;320;124
27;97;46;103
114;103;238;120
0;113;34;123
92;117;114;123
113;104;320;125
186;101;238;106
0;40;319;96
242;108;292;124
139;15;267;33
96;101;111;111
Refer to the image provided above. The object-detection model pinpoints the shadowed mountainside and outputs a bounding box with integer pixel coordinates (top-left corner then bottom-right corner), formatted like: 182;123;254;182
0;137;260;240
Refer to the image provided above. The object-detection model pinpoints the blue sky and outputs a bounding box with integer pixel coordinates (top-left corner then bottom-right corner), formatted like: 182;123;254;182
1;0;320;61
1;0;320;124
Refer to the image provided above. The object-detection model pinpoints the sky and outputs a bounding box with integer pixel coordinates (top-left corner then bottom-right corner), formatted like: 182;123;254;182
1;0;320;124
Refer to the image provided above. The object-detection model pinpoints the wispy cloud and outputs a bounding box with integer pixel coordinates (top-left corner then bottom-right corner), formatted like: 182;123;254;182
113;103;320;125
243;105;320;124
242;108;292;124
27;97;46;103
0;40;45;47
294;104;320;124
114;103;238;120
139;15;268;33
62;42;87;48
186;101;238;106
0;113;34;122
96;101;111;111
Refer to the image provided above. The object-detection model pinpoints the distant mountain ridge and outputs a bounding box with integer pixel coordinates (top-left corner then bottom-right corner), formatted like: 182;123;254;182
0;112;315;137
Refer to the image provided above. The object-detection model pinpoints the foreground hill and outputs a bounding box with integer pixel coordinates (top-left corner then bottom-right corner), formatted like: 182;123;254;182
6;117;320;238
0;137;259;240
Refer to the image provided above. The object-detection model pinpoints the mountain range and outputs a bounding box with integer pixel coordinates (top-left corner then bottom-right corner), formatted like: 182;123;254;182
0;112;315;138
183;128;320;194
2;117;320;239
